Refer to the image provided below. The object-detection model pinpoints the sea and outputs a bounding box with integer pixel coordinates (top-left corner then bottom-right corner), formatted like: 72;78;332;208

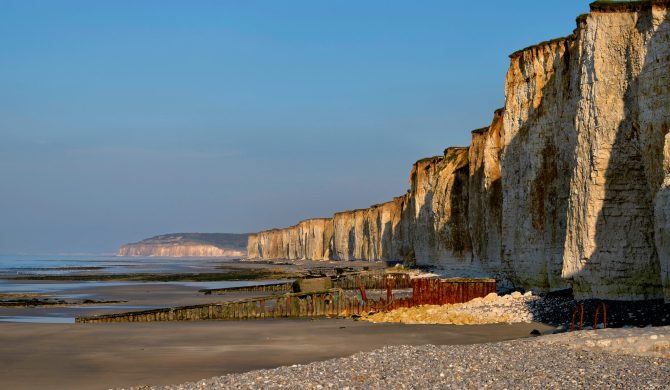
0;253;232;276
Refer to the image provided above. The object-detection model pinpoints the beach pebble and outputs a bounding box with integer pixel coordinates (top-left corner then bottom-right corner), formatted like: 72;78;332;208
134;329;670;390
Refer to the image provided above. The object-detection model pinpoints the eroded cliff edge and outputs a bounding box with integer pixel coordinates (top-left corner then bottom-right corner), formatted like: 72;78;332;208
118;233;248;257
249;1;670;302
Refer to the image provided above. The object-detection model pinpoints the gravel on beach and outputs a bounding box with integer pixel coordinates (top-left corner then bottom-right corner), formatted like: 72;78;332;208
129;330;669;390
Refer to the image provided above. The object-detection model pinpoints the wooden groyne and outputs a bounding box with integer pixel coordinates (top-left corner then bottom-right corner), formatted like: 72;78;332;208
75;277;495;323
76;290;349;323
200;282;293;295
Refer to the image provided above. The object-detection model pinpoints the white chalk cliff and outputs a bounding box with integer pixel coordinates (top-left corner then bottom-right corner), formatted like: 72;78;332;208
248;1;670;302
118;233;248;257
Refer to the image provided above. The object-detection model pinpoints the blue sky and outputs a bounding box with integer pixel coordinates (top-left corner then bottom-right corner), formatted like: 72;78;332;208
0;0;589;254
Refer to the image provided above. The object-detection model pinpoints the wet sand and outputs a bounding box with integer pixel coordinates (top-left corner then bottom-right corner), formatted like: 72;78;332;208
0;258;387;322
0;319;552;390
0;281;292;321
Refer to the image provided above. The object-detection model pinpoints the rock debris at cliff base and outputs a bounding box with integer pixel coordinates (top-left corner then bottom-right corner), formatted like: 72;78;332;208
366;290;670;328
362;292;538;325
128;327;670;390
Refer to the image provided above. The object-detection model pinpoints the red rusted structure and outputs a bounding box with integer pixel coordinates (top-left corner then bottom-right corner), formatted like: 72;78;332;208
410;277;496;305
570;302;607;331
378;277;496;311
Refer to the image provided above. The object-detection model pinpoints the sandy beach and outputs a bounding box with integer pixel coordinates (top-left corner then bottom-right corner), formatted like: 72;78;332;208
1;259;665;389
0;319;551;390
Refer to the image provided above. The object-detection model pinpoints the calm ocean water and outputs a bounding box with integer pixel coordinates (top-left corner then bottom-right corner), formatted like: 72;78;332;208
0;254;277;293
0;254;234;276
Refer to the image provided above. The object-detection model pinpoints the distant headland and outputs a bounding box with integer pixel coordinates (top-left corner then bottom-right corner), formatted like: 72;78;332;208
117;233;249;257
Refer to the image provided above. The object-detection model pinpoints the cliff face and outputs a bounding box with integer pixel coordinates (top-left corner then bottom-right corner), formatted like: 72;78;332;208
247;219;333;260
248;149;472;265
468;110;503;271
331;199;409;261
117;244;245;257
409;148;472;267
502;36;577;294
248;1;670;302
118;233;248;257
